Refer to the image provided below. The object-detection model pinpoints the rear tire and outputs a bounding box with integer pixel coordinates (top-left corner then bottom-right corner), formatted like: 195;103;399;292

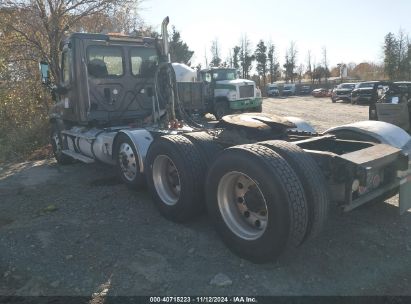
205;144;308;263
258;141;329;241
146;135;207;222
114;134;145;190
183;132;223;166
50;123;72;165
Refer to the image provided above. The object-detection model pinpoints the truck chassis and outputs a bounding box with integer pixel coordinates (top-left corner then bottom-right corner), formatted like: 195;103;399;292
50;113;411;262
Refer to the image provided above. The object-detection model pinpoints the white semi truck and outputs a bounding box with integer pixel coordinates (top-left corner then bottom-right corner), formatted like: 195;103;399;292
174;64;262;119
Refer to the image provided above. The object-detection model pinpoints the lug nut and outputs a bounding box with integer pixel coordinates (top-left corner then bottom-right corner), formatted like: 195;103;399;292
255;220;261;228
244;211;250;218
237;197;244;203
237;183;244;189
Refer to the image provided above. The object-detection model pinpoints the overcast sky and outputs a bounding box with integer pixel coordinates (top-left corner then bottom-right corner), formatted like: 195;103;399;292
140;0;411;69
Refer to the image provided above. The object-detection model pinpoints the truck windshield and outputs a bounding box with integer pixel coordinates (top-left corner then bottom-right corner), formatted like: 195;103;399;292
212;69;237;81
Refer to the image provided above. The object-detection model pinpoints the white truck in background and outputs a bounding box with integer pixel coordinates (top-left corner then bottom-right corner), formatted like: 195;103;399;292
174;65;262;119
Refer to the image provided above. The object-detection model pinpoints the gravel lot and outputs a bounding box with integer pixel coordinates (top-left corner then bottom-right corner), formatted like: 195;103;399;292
0;96;410;297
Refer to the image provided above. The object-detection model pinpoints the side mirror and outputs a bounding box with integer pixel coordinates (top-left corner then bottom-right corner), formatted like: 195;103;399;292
39;61;50;85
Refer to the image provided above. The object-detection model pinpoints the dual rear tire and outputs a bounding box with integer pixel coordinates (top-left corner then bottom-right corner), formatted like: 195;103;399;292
145;134;222;222
145;134;329;262
205;144;311;262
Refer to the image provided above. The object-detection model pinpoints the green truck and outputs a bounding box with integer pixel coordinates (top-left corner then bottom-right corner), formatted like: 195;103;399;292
177;67;263;119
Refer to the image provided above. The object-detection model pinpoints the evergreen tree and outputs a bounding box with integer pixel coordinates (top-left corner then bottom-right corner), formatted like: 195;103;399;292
267;43;279;83
255;40;267;87
384;32;398;80
169;26;194;65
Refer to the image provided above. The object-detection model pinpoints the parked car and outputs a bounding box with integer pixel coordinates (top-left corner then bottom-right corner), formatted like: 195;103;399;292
300;85;311;95
266;83;280;97
312;88;329;97
395;81;411;94
282;83;296;96
331;83;356;103
350;81;382;104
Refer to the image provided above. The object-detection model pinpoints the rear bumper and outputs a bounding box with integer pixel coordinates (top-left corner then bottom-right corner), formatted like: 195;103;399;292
334;94;351;100
344;176;411;214
352;95;372;103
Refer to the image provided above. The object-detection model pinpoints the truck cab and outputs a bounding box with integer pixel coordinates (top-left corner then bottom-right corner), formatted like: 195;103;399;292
199;68;262;119
51;33;159;127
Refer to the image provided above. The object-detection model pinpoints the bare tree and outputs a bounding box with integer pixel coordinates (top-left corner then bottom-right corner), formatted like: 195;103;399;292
322;46;330;83
239;35;254;79
283;41;297;82
306;50;313;83
1;0;142;82
396;29;409;79
297;64;304;83
210;38;222;67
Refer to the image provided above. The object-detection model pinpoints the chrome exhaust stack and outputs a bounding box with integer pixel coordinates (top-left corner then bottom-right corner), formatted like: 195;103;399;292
161;16;170;62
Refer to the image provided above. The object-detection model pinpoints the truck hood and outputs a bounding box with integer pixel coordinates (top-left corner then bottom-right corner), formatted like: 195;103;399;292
216;79;254;86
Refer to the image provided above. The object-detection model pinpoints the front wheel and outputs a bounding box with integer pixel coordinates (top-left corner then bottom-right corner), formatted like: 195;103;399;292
251;104;263;113
114;134;145;190
50;123;72;165
214;101;230;120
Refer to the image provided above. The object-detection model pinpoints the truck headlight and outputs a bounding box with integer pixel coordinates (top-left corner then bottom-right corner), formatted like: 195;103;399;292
228;91;238;101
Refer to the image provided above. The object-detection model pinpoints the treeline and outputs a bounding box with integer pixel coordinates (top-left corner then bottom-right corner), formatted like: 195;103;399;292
383;30;411;81
192;29;411;87
205;37;332;88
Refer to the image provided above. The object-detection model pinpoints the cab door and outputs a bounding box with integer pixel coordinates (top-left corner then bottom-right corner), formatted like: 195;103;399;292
59;44;79;122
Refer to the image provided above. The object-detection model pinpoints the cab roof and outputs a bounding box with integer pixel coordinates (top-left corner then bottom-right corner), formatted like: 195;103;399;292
68;32;156;45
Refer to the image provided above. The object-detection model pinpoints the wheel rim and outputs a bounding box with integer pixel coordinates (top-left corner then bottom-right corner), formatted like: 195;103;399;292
118;143;137;182
217;171;268;240
152;155;181;206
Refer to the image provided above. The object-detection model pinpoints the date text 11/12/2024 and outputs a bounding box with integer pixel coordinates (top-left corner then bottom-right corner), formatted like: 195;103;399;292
149;296;257;303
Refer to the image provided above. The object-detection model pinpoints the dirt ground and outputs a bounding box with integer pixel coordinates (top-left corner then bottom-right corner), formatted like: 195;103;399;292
1;96;410;297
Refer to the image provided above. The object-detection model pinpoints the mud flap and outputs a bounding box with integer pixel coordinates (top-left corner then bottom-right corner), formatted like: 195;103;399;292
376;103;410;132
399;179;411;215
